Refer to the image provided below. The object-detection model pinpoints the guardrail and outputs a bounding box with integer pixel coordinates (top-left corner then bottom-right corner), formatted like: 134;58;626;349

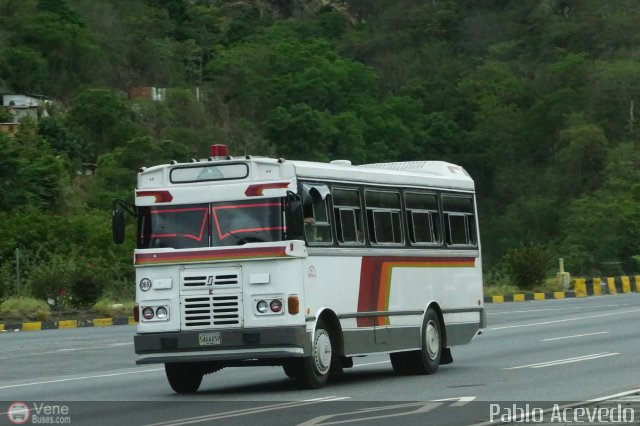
0;317;136;332
484;275;640;303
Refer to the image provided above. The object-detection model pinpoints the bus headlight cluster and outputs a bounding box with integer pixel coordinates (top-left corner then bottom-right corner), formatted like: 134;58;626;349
140;304;170;322
255;297;284;315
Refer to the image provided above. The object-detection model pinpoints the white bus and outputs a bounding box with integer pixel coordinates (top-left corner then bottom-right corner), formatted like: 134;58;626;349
113;145;485;393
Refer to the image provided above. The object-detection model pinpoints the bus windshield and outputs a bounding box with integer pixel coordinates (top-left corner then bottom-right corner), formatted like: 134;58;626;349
137;199;285;249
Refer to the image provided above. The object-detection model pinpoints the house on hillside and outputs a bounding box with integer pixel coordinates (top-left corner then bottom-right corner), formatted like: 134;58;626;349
0;94;49;135
129;86;167;102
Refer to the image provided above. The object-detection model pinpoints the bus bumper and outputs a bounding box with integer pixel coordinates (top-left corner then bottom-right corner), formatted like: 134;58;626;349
134;326;311;365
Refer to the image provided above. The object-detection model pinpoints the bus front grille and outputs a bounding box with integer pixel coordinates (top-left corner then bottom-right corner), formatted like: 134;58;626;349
182;273;240;289
181;295;242;329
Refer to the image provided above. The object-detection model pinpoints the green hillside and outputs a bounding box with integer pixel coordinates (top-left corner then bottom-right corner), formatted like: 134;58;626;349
1;0;639;306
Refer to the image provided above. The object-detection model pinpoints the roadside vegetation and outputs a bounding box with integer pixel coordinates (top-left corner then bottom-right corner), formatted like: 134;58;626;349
1;0;640;314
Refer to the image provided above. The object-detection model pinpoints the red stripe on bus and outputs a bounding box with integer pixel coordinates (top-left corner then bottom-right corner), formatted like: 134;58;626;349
135;246;287;265
356;257;475;327
136;190;173;203
244;182;289;197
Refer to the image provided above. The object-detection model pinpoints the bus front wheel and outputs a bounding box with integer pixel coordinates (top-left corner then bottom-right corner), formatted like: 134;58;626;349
294;318;333;388
165;363;203;393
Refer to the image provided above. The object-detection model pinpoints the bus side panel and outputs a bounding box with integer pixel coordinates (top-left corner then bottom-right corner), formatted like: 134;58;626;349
387;261;483;346
301;254;483;356
242;258;306;329
301;256;366;342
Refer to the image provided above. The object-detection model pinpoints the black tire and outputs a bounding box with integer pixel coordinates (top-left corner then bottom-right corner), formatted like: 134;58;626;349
165;363;203;394
295;318;333;389
282;360;298;378
419;307;442;374
390;351;414;375
389;307;442;375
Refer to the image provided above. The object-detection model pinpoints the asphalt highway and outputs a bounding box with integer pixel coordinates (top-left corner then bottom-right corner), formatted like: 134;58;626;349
1;293;639;425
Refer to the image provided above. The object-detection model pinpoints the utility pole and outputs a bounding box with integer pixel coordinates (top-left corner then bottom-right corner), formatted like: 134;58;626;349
15;248;21;296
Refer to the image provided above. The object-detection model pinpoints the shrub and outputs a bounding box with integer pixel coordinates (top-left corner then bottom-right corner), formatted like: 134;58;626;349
0;297;50;321
504;244;553;290
93;298;135;318
0;261;14;302
27;255;73;304
69;266;108;308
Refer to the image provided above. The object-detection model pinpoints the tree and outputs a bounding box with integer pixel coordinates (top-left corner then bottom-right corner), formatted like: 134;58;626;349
0;119;67;211
65;88;141;161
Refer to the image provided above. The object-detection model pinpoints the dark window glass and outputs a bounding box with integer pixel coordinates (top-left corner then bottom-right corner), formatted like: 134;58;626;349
211;198;284;246
405;192;441;246
170;163;248;183
302;184;332;245
442;195;476;246
411;211;435;243
138;204;209;249
447;215;468;245
365;190;403;245
406;193;438;210
333;188;364;245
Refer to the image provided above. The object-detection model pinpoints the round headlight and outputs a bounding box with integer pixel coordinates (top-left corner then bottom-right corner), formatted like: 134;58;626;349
270;299;283;313
256;300;268;313
142;307;154;320
156;306;168;320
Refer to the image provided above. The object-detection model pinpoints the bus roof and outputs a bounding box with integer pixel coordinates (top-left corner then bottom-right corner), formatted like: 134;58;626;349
137;157;475;193
289;159;475;191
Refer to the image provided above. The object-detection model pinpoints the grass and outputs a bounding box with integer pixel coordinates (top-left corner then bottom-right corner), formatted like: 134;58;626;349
92;298;135;318
0;297;51;321
483;277;565;297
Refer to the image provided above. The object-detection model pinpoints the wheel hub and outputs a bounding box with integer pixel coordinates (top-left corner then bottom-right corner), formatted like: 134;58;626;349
313;329;332;374
425;320;440;360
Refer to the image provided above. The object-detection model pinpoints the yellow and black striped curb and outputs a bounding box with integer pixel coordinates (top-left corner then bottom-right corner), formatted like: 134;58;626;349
0;317;136;332
484;275;640;303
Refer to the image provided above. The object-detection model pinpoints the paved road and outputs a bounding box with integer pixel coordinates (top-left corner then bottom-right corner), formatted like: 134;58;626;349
0;293;639;425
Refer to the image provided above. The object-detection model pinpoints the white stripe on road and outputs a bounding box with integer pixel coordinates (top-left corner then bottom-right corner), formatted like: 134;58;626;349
0;368;163;390
488;304;626;315
541;331;609;341
588;388;640;402
504;352;619;370
488;308;640;331
141;396;351;426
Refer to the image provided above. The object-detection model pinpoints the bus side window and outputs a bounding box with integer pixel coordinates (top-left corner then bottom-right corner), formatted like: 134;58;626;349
365;190;403;245
442;195;476;246
303;185;332;244
405;192;441;246
332;188;364;245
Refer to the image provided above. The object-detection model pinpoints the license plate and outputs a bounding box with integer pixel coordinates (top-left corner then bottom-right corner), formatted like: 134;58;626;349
199;332;221;346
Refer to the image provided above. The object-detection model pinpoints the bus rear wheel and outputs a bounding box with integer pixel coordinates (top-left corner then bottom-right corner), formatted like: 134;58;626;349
390;307;442;375
293;318;333;389
165;363;203;394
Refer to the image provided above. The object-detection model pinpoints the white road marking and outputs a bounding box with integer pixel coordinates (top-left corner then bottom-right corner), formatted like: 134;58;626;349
0;368;163;390
488;308;640;331
504;352;619;370
489;304;625;315
141;396;351;426
353;360;390;368
430;396;476;406
0;342;133;359
588;388;640;402
541;331;609;341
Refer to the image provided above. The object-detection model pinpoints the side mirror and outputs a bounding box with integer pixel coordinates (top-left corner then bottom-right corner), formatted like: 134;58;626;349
285;192;305;241
112;208;125;244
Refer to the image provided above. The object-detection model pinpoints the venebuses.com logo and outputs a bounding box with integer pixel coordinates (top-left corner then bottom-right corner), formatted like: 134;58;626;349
6;401;71;424
7;402;30;424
